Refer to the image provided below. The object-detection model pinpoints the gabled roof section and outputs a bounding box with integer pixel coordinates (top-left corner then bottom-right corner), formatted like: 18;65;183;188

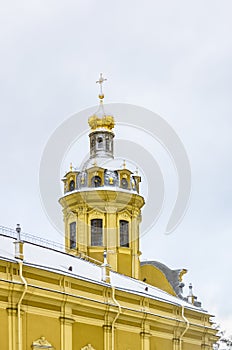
141;260;187;298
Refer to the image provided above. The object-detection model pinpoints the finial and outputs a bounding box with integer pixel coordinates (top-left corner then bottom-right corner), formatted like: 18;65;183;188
96;73;107;101
101;249;111;283
187;283;194;305
16;224;21;241
14;223;24;260
70;162;73;171
123;160;126;169
103;249;107;261
135;167;139;175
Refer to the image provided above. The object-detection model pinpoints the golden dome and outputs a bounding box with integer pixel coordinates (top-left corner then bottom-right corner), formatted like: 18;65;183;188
88;114;115;131
89;73;115;131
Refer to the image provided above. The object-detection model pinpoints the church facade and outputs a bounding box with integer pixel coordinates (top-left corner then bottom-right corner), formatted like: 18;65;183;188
0;76;218;349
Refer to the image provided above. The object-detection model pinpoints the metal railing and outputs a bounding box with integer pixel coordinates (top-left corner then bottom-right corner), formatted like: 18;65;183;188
0;225;103;266
0;225;64;251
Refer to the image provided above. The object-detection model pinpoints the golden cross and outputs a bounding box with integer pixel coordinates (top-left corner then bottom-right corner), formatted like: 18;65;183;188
96;73;107;100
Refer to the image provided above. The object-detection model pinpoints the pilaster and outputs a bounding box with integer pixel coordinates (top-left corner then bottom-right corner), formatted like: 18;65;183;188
60;316;75;350
77;206;88;254
140;331;151;350
131;213;140;279
7;307;20;350
105;206;117;272
173;338;181;350
103;325;112;350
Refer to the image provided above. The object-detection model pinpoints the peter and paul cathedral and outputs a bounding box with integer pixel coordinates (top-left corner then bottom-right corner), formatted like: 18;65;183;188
0;75;218;350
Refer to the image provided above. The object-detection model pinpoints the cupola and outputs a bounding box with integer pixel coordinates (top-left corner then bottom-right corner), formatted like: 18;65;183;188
59;74;145;279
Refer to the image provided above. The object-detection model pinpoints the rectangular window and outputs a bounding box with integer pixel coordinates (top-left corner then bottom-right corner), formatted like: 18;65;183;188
91;219;103;246
120;220;129;247
70;222;76;249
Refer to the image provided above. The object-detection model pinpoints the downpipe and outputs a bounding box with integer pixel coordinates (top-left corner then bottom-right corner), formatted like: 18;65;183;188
179;305;189;350
111;287;121;350
17;262;27;350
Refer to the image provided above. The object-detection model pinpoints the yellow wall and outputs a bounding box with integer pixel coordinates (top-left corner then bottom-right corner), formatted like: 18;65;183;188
73;323;103;350
118;252;132;276
150;336;173;350
116;330;140;350
140;264;176;296
183;343;202;350
0;308;8;349
25;313;60;350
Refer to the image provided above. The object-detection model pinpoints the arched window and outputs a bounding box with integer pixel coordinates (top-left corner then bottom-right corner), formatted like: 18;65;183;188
97;136;103;148
69;180;75;191
70;222;76;249
120;220;129;247
120;178;128;189
91;175;102;187
91;219;103;246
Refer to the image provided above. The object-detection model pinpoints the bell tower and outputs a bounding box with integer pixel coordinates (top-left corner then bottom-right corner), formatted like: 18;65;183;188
59;74;145;279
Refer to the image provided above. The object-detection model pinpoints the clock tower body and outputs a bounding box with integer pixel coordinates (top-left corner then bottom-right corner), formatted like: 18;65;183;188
59;86;145;279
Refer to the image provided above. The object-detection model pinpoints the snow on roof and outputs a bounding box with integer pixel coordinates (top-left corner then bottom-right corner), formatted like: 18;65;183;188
0;234;207;313
62;185;138;198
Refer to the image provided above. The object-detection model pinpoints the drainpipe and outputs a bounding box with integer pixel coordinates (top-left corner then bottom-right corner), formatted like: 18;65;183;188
17;262;27;350
14;224;28;350
179;305;190;350
111;287;121;350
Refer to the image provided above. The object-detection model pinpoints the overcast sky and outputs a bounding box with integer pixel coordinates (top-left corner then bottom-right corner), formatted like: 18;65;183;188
0;0;231;336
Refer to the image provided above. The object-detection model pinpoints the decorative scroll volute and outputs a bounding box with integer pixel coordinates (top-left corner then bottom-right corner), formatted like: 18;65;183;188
81;344;96;350
32;336;54;349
